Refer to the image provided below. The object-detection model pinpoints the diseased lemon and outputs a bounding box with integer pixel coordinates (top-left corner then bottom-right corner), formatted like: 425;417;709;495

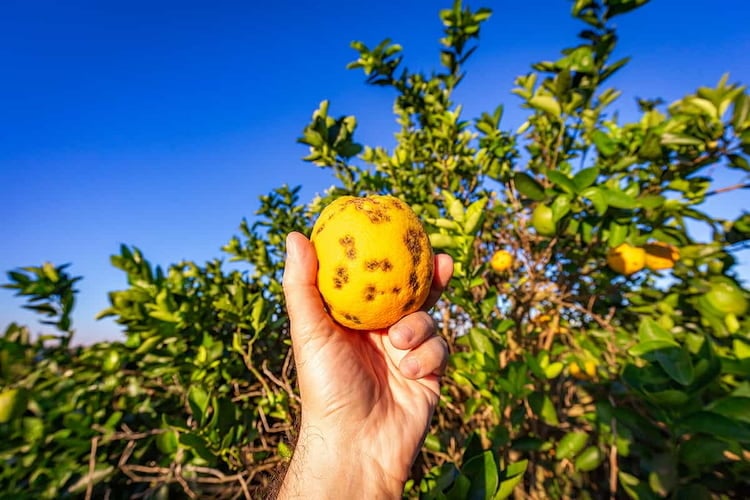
311;195;434;330
606;243;646;275
643;242;680;271
490;250;513;273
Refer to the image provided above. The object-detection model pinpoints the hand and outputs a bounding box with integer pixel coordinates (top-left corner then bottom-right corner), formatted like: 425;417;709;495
277;231;454;499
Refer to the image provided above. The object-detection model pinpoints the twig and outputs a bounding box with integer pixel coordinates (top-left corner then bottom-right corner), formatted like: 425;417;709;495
609;396;619;499
85;436;99;500
704;182;750;197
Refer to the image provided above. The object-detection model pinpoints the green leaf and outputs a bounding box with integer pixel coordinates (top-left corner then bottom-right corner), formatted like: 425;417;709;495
638;317;674;343
528;392;559;426
607;221;628;247
550;194;572;222
574;446;603;472
188;385;210;424
430;233;458;249
631;343;694;386
556;431;588;460
661;133;704;146
592;130;617;157
707;396;750;424
547;171;577;194
461;450;499;500
619;472;661;500
601;187;637;209
580;186;608;215
464;198;488;234
529;95;561;117
573;167;599;190
493;460;527;500
679;411;750;442
513;172;546;201
469;328;497;358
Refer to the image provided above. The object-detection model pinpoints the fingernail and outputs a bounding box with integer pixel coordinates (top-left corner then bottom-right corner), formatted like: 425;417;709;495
286;233;297;260
401;357;420;378
392;325;414;346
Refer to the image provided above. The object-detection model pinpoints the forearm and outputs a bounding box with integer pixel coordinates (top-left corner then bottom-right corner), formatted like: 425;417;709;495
275;423;404;500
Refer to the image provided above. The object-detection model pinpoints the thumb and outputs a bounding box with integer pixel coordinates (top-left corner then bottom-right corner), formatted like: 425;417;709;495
282;232;331;343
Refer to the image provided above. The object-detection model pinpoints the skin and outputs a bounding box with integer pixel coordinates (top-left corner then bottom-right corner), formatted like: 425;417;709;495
276;231;454;499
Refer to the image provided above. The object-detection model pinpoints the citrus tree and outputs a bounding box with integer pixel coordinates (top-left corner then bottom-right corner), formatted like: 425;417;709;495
2;0;750;498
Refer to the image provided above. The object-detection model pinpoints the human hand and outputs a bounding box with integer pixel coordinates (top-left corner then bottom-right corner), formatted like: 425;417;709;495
277;231;454;499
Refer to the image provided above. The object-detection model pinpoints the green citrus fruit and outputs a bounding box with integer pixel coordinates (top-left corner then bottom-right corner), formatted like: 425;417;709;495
705;281;748;316
531;204;556;236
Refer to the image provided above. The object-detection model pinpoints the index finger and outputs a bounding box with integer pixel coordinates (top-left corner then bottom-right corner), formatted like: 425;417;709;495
421;253;454;311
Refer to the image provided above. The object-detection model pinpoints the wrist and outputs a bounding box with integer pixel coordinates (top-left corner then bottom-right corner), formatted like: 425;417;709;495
277;422;405;499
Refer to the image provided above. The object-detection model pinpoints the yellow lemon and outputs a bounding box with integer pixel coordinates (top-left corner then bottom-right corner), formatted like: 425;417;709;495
569;362;584;380
311;195;434;330
584;360;597;378
490;250;513;273
606;243;646;275
643;242;680;271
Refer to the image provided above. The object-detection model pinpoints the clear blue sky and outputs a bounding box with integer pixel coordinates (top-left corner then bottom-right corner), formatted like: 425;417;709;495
2;0;749;344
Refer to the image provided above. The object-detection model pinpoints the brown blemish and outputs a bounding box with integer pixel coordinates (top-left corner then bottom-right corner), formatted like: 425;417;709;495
333;266;349;289
365;259;393;272
408;271;419;292
364;284;377;301
339;234;357;260
404;227;423;265
392;286;402;294
343;313;362;325
402;298;416;312
351;198;391;224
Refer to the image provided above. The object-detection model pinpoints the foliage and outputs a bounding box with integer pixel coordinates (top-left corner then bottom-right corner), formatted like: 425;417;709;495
2;0;750;497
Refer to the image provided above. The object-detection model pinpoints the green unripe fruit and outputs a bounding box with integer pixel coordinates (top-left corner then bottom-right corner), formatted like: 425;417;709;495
706;281;748;316
531;204;556;236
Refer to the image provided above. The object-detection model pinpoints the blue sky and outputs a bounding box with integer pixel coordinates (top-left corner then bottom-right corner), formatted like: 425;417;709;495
2;0;749;344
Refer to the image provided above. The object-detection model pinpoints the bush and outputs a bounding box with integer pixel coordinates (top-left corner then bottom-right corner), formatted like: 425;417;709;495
2;0;749;497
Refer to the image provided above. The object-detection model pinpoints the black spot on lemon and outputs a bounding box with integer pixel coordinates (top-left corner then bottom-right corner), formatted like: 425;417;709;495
408;271;419;292
392;286;402;294
402;298;416;312
404;227;423;265
343;313;362;325
333;267;349;289
365;259;393;272
339;235;357;259
364;284;377;302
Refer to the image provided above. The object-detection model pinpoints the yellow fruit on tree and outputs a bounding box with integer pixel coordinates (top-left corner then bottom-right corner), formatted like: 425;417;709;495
584;360;597;378
490;250;513;273
643;242;680;270
606;243;646;275
311;195;434;330
569;360;596;380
